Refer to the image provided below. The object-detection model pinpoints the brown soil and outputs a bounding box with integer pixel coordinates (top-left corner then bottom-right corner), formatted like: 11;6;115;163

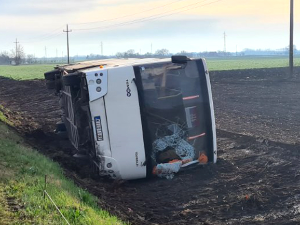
211;67;300;145
0;67;300;224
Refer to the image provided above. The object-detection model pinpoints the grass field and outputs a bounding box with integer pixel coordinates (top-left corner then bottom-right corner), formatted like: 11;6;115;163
207;56;300;71
0;64;55;80
0;121;125;225
0;56;300;80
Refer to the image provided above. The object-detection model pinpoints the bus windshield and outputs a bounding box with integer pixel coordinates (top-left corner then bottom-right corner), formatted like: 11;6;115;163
138;60;212;165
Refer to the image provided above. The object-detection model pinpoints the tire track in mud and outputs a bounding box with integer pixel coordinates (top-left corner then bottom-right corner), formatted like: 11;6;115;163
0;71;300;224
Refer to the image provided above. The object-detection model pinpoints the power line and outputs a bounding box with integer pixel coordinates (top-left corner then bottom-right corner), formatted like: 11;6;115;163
22;32;63;44
122;0;225;28
10;0;224;55
21;26;64;43
13;0;224;47
71;0;186;26
17;1;185;44
73;0;223;31
73;0;210;31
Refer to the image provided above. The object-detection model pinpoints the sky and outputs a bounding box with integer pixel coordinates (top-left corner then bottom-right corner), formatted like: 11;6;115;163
0;0;299;57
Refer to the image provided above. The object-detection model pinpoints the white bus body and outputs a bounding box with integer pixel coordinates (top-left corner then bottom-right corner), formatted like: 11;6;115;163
44;56;217;180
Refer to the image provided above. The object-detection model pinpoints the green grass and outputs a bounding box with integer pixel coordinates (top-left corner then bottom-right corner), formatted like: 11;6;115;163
206;56;300;71
1;56;300;80
0;121;125;225
0;64;55;80
0;105;13;126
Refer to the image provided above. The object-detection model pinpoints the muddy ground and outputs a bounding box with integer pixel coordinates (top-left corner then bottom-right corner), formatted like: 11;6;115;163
0;67;299;224
211;67;300;145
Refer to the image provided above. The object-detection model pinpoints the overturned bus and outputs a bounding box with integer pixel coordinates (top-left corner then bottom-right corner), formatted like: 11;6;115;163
44;56;217;180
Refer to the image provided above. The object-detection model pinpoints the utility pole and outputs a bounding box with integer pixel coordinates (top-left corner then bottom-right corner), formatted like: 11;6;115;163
289;0;294;77
45;46;47;63
63;24;72;64
223;32;227;55
100;41;103;56
13;38;19;60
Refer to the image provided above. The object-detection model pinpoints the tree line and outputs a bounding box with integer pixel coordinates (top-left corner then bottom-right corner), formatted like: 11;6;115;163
2;45;298;66
116;49;171;58
0;44;36;65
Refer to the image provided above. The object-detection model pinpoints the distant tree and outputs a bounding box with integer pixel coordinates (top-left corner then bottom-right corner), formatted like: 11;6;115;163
155;49;169;56
175;51;195;57
116;49;139;58
10;44;25;65
116;52;124;58
124;49;137;58
26;54;34;64
288;45;297;52
144;52;152;57
126;49;135;55
0;51;10;65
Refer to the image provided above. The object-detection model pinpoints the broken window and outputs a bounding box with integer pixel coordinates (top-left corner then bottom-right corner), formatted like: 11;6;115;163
138;61;211;177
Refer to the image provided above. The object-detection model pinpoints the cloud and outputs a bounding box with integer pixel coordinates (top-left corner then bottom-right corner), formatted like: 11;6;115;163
103;17;218;39
0;0;299;56
0;0;99;16
0;0;163;16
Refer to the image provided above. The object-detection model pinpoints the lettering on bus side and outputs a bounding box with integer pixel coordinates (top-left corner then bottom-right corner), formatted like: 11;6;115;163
126;80;131;97
94;116;104;141
135;152;139;167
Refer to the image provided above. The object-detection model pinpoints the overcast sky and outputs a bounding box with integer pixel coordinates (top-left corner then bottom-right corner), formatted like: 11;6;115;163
0;0;299;57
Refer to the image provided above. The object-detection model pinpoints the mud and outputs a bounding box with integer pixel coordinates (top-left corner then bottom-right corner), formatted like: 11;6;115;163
211;67;300;145
0;67;300;224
